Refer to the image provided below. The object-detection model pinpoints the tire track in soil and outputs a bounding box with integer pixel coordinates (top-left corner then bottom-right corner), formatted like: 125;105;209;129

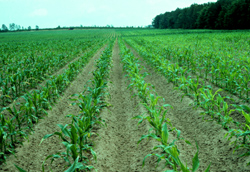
127;45;250;172
93;41;161;172
0;45;107;172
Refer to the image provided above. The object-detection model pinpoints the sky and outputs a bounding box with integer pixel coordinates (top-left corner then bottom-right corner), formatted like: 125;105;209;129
0;0;217;29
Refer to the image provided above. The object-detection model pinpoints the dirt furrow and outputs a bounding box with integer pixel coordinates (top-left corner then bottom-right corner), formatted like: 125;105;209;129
0;42;102;112
0;45;106;172
93;41;159;171
127;46;249;172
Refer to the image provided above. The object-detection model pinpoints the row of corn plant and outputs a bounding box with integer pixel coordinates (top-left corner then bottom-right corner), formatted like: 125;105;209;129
0;39;92;75
0;39;100;108
127;36;250;102
125;39;239;128
0;40;106;164
124;38;250;166
32;41;114;172
225;105;250;165
119;39;210;172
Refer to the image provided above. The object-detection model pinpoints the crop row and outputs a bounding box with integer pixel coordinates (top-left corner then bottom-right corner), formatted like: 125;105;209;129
35;40;114;172
0;39;96;76
0;39;102;108
0;40;106;164
119;39;211;171
131;35;250;102
124;38;250;166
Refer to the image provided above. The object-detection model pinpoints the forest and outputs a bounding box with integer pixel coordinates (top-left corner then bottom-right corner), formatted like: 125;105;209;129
152;0;250;29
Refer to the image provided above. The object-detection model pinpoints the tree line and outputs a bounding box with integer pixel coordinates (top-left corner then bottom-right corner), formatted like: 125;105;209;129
0;23;39;32
152;0;250;29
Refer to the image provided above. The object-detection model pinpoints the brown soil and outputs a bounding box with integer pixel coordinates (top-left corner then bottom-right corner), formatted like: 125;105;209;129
92;41;162;171
127;45;250;172
1;39;248;172
125;41;250;126
0;45;106;172
0;42;97;110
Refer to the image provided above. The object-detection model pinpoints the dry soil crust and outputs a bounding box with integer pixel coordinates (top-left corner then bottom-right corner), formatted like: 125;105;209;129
0;45;106;172
127;44;250;172
93;41;161;172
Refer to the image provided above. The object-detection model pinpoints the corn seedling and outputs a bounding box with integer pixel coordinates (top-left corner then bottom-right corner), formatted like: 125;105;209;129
119;39;209;171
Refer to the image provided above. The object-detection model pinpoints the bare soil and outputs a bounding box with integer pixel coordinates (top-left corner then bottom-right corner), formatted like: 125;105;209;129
1;40;248;172
0;42;97;110
92;41;162;171
0;45;106;172
127;45;250;172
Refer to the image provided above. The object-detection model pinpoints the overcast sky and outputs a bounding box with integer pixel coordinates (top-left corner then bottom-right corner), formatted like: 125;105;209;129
0;0;217;29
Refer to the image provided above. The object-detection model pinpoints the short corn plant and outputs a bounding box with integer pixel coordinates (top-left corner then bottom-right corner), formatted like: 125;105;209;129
119;39;210;171
0;114;16;163
38;41;114;172
225;105;250;165
199;88;236;129
133;94;173;137
140;123;211;172
199;88;223;119
70;91;106;129
40;119;96;172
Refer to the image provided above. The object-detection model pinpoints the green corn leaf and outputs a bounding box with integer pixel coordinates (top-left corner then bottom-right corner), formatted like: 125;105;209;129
40;134;54;145
167;146;181;166
64;156;83;172
163;104;173;109
245;124;250;130
14;164;27;172
138;133;161;144
40;131;67;145
213;89;223;99
90;148;97;161
161;123;169;145
242;110;250;125
240;105;250;113
204;163;211;172
70;124;78;144
177;129;181;138
42;154;61;172
69;144;78;161
180;161;190;172
132;115;143;120
192;142;200;172
185;140;192;145
142;154;153;167
57;124;70;137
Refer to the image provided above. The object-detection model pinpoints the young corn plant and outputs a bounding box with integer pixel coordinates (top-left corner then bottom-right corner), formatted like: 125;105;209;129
187;76;202;107
199;88;223;119
224;105;250;165
141;123;211;172
71;92;106;130
133;94;173;137
119;39;210;171
0;114;16;163
37;41;113;172
0;41;106;166
220;102;235;129
40;122;96;171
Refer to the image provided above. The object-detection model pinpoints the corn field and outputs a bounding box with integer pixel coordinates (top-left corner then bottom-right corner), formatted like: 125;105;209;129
0;29;250;171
